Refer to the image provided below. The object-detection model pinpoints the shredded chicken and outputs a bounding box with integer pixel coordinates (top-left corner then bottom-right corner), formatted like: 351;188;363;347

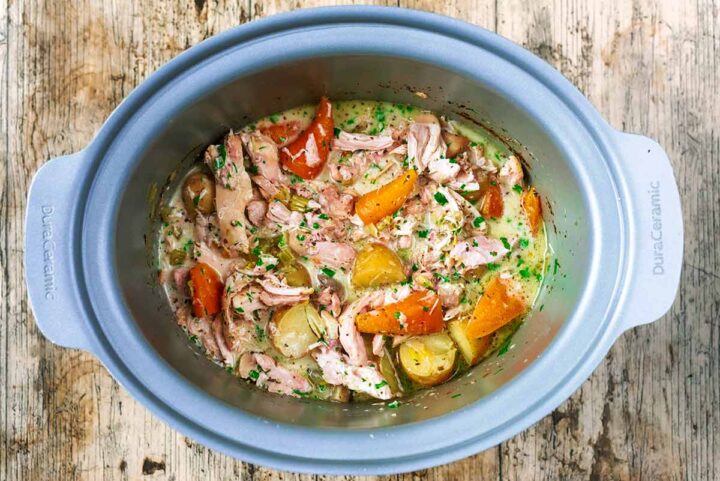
313;345;392;400
333;131;395;151
205;133;254;255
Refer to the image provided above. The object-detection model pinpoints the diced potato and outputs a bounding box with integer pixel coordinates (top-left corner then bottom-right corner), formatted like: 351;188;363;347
465;277;526;339
399;333;457;387
272;304;320;358
352;243;406;288
448;318;493;365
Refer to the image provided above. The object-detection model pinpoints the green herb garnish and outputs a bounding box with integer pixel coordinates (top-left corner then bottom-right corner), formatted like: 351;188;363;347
434;192;448;205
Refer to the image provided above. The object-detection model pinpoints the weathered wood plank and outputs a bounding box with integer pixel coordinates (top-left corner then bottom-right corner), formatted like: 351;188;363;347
1;1;717;480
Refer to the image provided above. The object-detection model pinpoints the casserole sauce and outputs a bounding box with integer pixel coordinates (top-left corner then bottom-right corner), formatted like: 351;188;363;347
157;98;547;402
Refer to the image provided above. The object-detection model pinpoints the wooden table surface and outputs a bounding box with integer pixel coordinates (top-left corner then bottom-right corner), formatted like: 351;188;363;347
2;0;718;480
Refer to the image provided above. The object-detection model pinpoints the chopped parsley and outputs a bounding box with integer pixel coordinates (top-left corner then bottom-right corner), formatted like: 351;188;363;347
192;194;201;207
497;335;514;356
434;191;448;205
519;267;531;278
248;369;260;381
473;216;485;228
321;267;336;278
518;238;529;249
512;184;523;194
247;164;259;175
268;113;280;123
487;263;500;271
290;174;304;184
375;380;388;389
254;324;265;341
333;127;341;138
451;393;462;398
417;229;429;238
500;237;511;249
318;213;329;220
387;400;400;409
215;144;227;170
312;222;320;229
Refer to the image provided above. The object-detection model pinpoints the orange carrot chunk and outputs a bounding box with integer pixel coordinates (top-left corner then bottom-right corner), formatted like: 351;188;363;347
355;169;418;224
465;277;526;339
355;290;443;336
481;183;504;219
280;97;334;179
188;262;223;318
522;187;542;235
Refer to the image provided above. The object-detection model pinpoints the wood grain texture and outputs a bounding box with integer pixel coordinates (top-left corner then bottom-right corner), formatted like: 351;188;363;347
1;1;717;480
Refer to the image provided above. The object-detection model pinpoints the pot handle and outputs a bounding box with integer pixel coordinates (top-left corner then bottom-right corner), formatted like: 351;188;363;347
24;151;94;352
614;132;683;333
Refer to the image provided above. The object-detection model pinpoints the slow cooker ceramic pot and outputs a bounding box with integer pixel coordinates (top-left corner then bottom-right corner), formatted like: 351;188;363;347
24;6;682;475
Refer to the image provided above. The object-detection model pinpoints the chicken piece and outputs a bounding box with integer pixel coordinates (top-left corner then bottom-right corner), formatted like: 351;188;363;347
447;189;486;234
310;241;356;270
333;131;395;151
172;267;190;298
246;200;268;226
337;293;381;366
211;316;236;366
180;310;222;361
205;133;254;255
194;213;221;247
194;242;239;279
318;185;355;220
266;201;303;231
316;286;342;318
249;353;313;396
257;275;313;307
313;346;393;400
498;155;524;188
438;282;463;309
242;132;282;183
448;234;511;272
428;156;461;184
407;117;446;171
372;334;386;357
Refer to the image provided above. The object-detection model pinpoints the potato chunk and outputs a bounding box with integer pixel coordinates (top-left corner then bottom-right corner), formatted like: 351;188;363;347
351;243;406;288
399;333;457;387
272;303;320;358
448;319;493;365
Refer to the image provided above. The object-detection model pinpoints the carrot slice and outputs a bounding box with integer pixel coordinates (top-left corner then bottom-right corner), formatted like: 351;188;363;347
481;184;504;219
355;169;418;224
259;120;302;147
188;262;223;318
522;187;542;235
355;290;443;335
280;97;333;179
465;277;526;339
